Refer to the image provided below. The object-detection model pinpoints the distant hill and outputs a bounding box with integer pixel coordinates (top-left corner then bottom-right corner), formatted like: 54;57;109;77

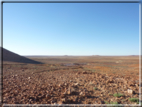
92;55;100;56
129;55;139;56
1;47;43;64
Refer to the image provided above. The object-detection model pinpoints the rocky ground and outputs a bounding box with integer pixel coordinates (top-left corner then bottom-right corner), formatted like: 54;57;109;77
2;62;141;105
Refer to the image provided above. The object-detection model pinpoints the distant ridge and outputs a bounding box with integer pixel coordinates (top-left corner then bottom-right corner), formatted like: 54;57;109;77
1;47;43;64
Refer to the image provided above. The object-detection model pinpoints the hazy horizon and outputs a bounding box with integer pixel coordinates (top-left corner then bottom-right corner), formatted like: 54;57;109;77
24;54;140;57
3;3;139;56
1;47;139;57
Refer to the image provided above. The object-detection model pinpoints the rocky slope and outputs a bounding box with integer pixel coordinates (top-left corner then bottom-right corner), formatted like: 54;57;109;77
3;63;140;105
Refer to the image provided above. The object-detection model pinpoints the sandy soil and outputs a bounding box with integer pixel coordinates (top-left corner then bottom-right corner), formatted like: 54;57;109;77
2;56;141;105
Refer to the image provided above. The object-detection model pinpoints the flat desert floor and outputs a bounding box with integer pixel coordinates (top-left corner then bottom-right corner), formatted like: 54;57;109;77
2;56;141;105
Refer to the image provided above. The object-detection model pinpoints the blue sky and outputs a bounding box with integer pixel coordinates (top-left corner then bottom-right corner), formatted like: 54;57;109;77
3;3;139;56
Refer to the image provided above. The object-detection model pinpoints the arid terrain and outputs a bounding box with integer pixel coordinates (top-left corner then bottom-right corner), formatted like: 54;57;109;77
2;55;141;105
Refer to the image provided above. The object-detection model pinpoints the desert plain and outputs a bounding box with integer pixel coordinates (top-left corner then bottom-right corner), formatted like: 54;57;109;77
2;55;142;105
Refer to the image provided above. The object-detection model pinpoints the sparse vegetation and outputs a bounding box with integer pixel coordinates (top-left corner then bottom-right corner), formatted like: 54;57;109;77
105;101;118;104
109;93;113;96
83;68;96;72
93;87;98;90
104;101;109;104
129;98;139;103
110;102;118;104
105;101;119;107
113;93;123;97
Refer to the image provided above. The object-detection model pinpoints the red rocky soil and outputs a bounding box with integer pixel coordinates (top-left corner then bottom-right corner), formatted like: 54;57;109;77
3;62;141;105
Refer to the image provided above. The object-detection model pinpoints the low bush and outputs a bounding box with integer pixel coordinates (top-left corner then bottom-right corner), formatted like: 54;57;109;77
113;93;123;97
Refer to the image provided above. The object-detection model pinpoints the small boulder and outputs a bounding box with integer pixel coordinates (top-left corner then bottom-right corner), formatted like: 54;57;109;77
61;98;66;102
58;101;63;104
61;94;66;98
106;79;114;83
46;94;51;99
127;89;134;94
68;87;77;95
79;91;86;97
74;83;79;87
83;71;87;74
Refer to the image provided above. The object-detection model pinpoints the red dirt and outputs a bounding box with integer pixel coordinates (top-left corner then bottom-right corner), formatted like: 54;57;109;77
3;56;141;105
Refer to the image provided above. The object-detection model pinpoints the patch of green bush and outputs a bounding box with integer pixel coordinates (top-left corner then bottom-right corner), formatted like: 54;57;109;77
129;98;139;104
113;93;123;97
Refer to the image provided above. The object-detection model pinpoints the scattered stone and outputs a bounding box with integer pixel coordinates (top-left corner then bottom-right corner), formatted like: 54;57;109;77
76;72;81;75
79;91;86;97
61;93;66;98
3;60;139;104
79;92;83;96
68;87;77;95
58;101;63;104
61;98;66;102
135;84;139;87
83;71;87;74
74;83;79;87
127;89;134;94
46;94;51;99
106;79;114;83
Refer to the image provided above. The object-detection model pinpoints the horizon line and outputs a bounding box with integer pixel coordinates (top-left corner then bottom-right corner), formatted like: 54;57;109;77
24;55;139;56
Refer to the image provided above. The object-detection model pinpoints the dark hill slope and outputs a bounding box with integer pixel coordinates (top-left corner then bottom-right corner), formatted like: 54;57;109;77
2;47;43;64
